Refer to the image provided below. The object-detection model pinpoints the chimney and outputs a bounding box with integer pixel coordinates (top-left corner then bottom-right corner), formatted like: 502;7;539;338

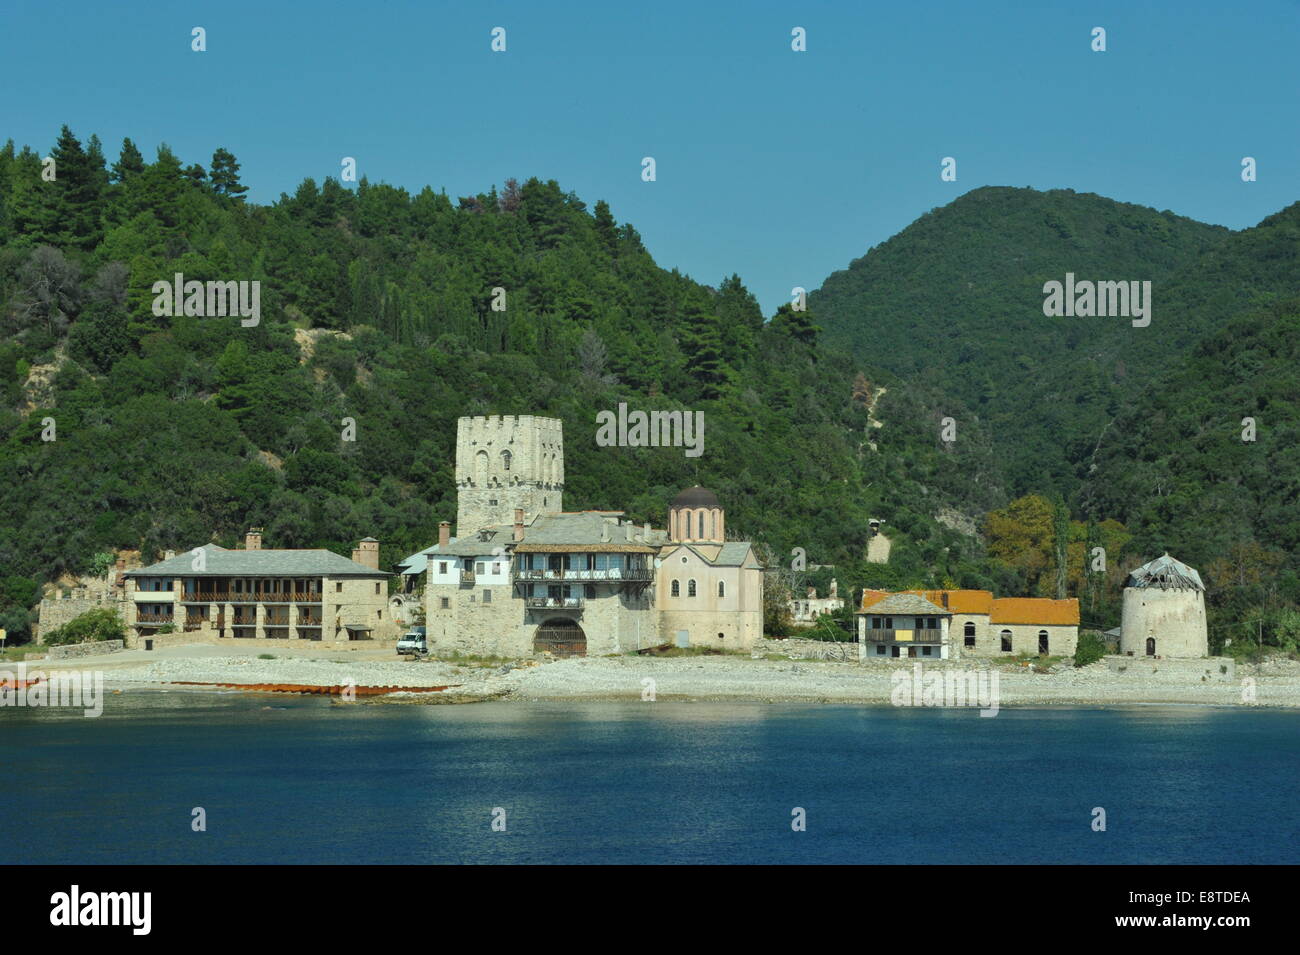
513;508;524;543
164;549;176;561
941;592;949;609
601;522;610;543
643;522;650;541
625;522;632;542
245;528;263;550
439;521;451;548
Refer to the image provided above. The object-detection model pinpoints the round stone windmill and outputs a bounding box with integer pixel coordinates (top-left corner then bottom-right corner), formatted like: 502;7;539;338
1120;554;1208;658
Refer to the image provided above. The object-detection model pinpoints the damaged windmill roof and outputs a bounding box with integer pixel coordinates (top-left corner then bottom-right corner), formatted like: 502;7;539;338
1125;553;1205;592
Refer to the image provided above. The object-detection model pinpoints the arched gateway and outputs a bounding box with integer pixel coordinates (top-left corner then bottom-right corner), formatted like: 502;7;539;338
534;618;587;658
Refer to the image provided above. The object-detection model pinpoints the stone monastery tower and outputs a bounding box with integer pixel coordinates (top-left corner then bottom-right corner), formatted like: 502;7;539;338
1120;553;1208;658
455;415;564;535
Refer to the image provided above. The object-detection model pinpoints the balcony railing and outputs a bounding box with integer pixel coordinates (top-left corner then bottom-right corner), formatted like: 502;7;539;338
524;597;585;611
181;591;323;603
864;628;945;644
513;568;652;582
459;572;475;586
135;613;174;624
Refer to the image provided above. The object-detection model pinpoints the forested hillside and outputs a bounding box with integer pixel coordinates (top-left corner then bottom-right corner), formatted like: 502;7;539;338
811;185;1300;651
0;127;1006;641
809;186;1300;496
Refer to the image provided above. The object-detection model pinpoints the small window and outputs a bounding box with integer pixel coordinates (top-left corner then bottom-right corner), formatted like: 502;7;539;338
885;617;893;629
374;582;381;595
489;499;498;506
1038;630;1049;654
687;579;697;597
964;621;976;647
476;562;485;574
440;597;449;609
584;584;596;599
483;590;492;603
671;580;680;597
871;617;882;629
493;563;501;575
922;646;932;656
335;582;342;593
1000;630;1012;652
378;610;383;619
718;581;726;597
890;645;900;658
717;632;724;640
926;617;937;630
439;562;448;574
876;644;886;656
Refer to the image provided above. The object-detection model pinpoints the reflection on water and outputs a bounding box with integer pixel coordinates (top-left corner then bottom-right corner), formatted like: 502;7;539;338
2;695;1297;864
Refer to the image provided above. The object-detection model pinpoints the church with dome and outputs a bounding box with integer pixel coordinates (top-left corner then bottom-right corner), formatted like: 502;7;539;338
398;415;763;658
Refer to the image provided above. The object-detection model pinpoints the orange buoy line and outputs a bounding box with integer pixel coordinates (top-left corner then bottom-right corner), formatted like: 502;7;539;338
169;681;461;696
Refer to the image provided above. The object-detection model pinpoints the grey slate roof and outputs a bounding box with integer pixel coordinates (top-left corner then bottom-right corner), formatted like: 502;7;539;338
125;543;388;578
668;541;754;567
1125;553;1205;592
514;512;668;551
861;593;950;616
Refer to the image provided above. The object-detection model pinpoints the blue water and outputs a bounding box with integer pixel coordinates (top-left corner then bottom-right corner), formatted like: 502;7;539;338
2;695;1297;864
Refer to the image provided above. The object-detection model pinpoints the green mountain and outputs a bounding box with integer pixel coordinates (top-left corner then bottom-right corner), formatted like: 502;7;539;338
808;186;1300;497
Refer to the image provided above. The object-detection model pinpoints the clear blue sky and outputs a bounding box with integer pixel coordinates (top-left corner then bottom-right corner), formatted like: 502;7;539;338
2;0;1297;312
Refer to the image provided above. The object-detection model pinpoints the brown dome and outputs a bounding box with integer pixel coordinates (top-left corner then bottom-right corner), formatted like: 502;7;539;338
671;486;719;508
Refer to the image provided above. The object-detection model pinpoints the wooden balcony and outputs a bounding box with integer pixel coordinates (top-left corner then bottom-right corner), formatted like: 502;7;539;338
513;567;652;583
182;591;323;603
135;612;174;624
864;628;945;644
524;597;584;612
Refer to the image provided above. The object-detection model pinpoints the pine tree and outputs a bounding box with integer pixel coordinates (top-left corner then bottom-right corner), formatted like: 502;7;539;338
209;147;248;200
678;299;730;401
110;137;145;183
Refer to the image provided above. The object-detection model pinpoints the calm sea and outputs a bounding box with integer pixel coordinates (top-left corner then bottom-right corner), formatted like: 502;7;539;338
3;695;1296;864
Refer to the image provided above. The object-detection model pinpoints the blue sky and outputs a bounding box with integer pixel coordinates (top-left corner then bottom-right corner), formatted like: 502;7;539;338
2;0;1297;312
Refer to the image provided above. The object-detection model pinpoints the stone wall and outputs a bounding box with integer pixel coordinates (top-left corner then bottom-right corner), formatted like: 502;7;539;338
1104;654;1234;682
35;591;124;644
45;640;125;660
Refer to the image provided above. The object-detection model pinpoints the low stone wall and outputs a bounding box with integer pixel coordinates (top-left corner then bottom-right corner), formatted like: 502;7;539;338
1104;654;1235;682
44;640;125;660
124;630;400;651
759;637;859;661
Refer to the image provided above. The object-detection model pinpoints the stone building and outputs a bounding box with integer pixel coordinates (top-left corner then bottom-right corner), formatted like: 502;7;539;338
119;529;395;648
399;416;763;657
455;414;564;535
857;588;1079;660
1120;553;1208;658
790;579;845;624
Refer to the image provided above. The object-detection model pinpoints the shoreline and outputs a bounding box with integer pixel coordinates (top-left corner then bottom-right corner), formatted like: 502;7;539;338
10;641;1299;709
